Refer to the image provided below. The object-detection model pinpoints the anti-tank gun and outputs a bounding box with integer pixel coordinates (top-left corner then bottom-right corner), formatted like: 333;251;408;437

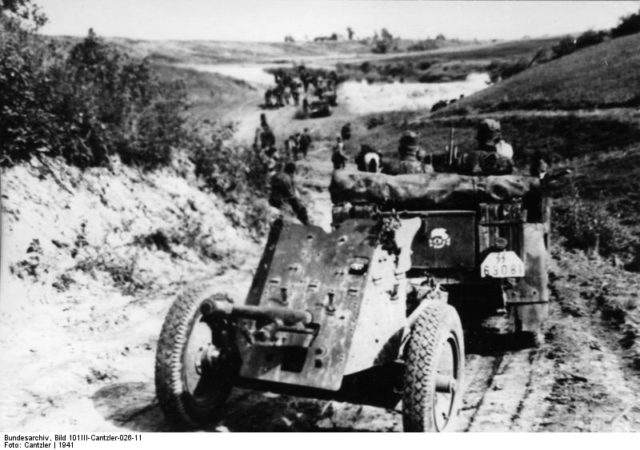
154;167;553;432
155;193;463;431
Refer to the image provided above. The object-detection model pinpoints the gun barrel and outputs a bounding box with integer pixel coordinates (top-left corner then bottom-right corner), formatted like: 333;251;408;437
200;299;313;326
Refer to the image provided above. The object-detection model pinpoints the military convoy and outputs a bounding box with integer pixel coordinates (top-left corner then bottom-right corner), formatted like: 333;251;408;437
154;157;550;431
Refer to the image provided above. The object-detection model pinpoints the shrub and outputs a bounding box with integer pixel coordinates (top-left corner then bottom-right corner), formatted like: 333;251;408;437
488;58;530;82
575;30;608;49
1;9;187;169
188;121;270;201
552;36;577;59
553;182;635;257
611;9;640;38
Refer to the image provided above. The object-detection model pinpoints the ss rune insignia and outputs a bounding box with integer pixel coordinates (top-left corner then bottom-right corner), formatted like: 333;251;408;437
429;228;451;249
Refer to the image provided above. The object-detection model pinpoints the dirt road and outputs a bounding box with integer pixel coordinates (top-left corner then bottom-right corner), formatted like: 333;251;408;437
2;66;639;432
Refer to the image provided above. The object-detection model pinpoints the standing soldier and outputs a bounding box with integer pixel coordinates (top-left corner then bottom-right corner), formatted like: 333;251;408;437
299;128;312;159
302;97;310;116
291;80;301;106
341;122;352;141
398;130;426;174
269;162;310;225
331;136;348;170
476;118;513;160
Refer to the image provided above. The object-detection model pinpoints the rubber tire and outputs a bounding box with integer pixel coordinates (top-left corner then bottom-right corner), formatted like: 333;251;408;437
403;302;464;432
155;289;234;429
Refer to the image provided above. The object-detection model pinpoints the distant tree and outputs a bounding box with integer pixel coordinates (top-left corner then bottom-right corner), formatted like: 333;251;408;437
436;33;446;41
380;28;393;41
575;30;607;49
611;9;640;38
330;32;338;41
1;0;46;28
347;27;354;40
552;36;577;58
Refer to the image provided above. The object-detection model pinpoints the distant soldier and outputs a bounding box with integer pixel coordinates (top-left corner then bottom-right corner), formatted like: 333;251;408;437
328;71;338;90
259;114;276;151
331;136;348;170
291;81;301;105
299;128;312;158
302;97;310;116
264;89;272;108
285;133;301;160
356;144;382;173
274;85;285;107
341;122;352;141
260;113;269;130
269;162;310;225
477;118;513;160
398;130;426;174
302;74;311;93
458;118;514;175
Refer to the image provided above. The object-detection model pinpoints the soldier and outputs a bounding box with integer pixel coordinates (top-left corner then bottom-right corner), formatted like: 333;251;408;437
264;89;272;108
331;136;348;170
341;122;352;141
476;118;513;160
299;128;312;158
458;119;514;175
302;97;310;116
291;80;301;106
260;113;269;130
259;114;276;151
283;85;292;105
398;130;426;174
302;73;311;93
285;133;301;160
269;162;310;225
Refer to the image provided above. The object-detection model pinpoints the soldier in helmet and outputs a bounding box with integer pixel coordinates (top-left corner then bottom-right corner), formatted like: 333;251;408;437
477;118;513;160
331;136;348;170
398;130;426;174
459;119;514;175
299;128;312;159
269;162;310;225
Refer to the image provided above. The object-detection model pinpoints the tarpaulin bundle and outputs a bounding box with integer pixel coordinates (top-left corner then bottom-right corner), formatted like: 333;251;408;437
329;169;541;209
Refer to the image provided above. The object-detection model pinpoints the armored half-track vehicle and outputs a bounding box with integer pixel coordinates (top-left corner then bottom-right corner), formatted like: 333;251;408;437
155;169;550;432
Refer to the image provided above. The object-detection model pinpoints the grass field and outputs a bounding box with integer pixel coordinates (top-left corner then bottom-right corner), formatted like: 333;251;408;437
441;33;640;112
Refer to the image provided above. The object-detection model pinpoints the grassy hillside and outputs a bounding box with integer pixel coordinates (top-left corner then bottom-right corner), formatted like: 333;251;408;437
442;33;640;112
152;64;257;122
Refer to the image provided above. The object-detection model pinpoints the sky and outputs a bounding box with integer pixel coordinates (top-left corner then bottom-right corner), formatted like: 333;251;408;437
37;0;640;42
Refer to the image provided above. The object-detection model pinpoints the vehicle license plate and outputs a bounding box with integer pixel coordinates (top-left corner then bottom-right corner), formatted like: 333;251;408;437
480;251;525;278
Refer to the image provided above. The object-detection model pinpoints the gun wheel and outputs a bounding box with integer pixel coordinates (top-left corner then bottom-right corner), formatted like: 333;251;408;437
155;289;238;429
403;302;464;432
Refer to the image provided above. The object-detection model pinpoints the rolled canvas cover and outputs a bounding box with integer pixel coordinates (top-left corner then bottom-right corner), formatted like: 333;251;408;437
329;170;540;209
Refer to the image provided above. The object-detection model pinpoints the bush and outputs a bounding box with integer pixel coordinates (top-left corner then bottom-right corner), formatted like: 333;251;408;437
611;9;640;38
554;183;635;257
488;58;530;82
1;9;187;169
575;30;608;49
552;36;577;59
188;121;269;200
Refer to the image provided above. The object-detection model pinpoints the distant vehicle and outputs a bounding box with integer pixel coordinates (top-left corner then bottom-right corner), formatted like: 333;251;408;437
303;99;332;118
